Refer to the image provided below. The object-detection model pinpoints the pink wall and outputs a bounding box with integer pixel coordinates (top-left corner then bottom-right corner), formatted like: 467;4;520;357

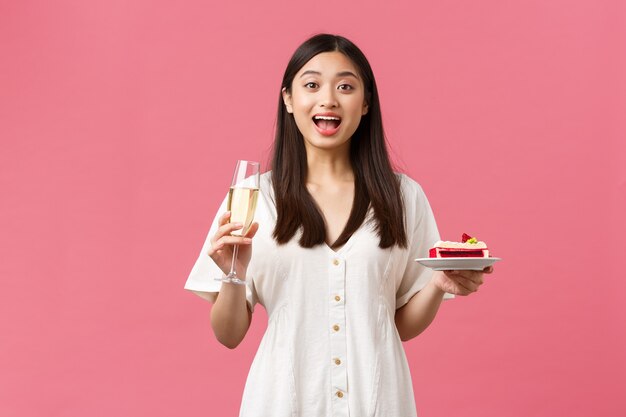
1;1;624;416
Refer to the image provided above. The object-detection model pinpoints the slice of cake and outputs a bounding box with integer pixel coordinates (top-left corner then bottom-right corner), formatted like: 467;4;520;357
429;233;489;258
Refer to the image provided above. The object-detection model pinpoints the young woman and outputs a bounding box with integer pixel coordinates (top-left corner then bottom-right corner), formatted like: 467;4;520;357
185;34;492;417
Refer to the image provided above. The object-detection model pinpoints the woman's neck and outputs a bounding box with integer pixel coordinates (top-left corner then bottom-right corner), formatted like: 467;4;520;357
305;146;354;186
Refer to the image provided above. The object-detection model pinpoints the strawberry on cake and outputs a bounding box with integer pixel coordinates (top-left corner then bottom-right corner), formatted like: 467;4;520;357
429;233;489;258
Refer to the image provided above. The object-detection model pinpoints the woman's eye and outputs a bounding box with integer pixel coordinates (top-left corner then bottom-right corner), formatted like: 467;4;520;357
338;84;353;91
305;82;318;89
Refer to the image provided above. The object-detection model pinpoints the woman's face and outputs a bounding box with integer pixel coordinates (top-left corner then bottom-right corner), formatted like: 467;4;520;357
282;51;369;154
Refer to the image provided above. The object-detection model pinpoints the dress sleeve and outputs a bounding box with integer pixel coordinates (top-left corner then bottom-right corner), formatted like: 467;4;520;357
183;195;258;312
395;178;454;309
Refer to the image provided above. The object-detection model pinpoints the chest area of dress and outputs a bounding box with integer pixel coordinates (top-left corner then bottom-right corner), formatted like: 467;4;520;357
251;220;399;291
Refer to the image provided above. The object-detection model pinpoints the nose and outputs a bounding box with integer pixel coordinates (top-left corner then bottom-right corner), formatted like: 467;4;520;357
319;85;338;108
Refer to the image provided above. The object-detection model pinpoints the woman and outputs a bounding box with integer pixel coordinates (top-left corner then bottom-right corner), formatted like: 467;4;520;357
185;33;492;417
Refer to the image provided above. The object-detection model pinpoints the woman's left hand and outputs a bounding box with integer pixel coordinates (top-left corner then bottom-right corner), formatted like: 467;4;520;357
432;266;494;296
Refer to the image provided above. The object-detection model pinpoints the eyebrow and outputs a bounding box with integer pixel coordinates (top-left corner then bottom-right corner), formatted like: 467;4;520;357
299;70;359;79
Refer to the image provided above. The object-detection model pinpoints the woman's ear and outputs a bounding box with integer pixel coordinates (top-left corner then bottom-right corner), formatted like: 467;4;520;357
282;87;293;114
362;101;369;116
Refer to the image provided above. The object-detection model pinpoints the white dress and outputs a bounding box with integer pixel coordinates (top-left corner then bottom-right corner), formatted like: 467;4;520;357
185;173;453;417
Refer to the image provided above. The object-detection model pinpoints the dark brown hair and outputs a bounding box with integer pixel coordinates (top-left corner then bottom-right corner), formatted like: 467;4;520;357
271;34;407;249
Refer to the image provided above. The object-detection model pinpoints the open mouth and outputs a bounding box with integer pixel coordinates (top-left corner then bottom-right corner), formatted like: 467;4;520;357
312;115;342;132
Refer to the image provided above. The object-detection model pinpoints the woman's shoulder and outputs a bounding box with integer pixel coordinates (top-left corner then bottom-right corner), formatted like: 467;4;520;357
394;172;427;198
260;171;274;193
393;173;437;231
260;171;273;184
259;171;277;212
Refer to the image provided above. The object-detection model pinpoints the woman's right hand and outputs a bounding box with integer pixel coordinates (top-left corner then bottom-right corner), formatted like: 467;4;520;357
207;211;259;277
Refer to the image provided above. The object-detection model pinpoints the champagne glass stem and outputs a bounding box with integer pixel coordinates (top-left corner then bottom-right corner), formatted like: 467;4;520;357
228;244;240;278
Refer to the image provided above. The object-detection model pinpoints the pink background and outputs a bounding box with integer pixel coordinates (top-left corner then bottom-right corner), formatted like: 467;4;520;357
1;1;624;416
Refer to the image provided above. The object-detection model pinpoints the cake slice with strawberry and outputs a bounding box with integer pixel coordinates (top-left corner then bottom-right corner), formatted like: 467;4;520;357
429;233;490;258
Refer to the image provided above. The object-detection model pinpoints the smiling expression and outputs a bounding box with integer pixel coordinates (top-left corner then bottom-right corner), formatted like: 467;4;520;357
282;51;369;153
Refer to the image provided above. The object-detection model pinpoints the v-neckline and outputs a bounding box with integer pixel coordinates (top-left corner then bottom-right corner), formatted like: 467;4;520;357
322;205;372;256
323;232;356;256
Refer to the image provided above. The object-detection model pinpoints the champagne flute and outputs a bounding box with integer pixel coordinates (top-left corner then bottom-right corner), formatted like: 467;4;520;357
216;160;260;285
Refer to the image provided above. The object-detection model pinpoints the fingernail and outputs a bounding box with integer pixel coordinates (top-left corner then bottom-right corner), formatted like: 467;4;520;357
233;222;243;227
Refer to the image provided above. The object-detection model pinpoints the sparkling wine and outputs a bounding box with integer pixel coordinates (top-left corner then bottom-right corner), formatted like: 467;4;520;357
227;187;259;236
215;160;260;285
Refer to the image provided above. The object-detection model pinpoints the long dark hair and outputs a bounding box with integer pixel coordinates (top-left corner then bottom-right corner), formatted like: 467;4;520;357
271;34;407;249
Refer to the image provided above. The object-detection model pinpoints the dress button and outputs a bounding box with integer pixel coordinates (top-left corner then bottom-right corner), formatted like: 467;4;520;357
334;295;341;302
332;324;340;332
336;391;344;398
334;358;341;365
333;259;340;266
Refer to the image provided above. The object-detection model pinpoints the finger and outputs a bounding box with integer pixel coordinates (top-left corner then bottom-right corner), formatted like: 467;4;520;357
449;280;473;296
450;270;484;285
444;270;474;281
209;234;253;256
215;235;253;247
465;271;484;285
215;222;244;239
442;270;467;283
244;222;260;238
441;271;474;294
218;211;231;226
455;287;473;296
209;237;245;257
452;275;479;293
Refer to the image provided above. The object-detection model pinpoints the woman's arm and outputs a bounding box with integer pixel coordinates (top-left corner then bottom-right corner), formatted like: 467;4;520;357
208;278;252;349
395;267;492;341
394;277;446;341
204;213;259;349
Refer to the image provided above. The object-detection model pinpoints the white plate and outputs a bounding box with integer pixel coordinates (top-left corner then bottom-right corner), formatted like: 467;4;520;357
415;257;501;271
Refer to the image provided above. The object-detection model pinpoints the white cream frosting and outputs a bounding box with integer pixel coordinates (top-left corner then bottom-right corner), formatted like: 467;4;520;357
433;240;488;249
